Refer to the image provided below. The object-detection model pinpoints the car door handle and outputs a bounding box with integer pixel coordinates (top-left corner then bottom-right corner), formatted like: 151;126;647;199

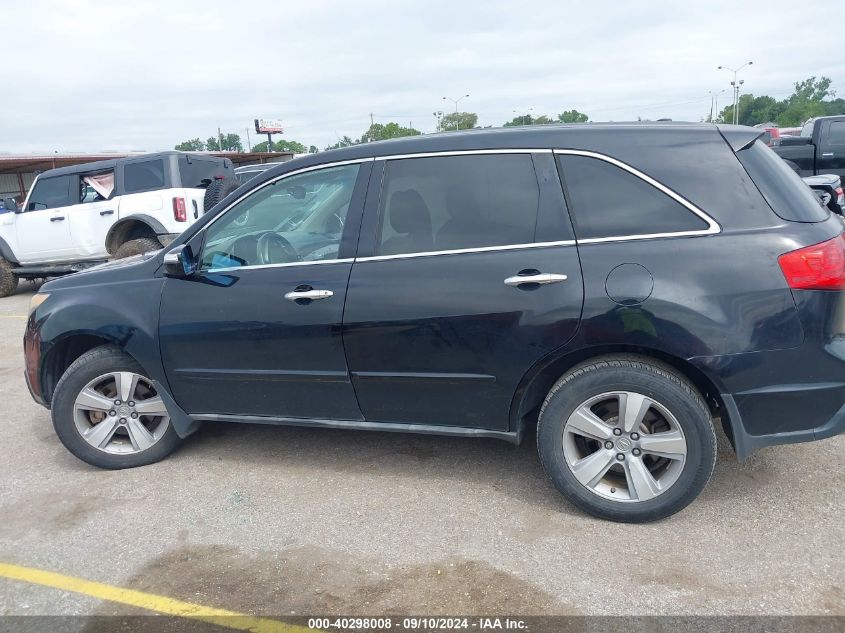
50;216;65;222
284;289;334;301
99;209;114;216
821;152;834;158
504;273;568;287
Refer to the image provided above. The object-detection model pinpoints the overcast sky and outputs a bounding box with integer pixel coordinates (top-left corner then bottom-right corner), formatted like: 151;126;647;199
3;0;843;154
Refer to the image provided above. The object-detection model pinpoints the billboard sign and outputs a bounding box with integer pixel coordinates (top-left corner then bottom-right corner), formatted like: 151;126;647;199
255;118;284;134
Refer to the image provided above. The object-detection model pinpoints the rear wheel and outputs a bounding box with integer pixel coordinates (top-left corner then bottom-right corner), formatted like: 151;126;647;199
114;237;162;259
0;257;18;298
537;355;716;522
52;346;181;468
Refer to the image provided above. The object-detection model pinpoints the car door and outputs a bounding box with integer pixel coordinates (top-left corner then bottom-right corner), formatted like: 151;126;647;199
68;172;117;259
15;174;76;263
159;160;372;420
342;151;584;431
817;119;845;178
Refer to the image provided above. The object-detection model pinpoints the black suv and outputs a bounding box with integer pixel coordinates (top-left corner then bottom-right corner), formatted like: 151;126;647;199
24;124;845;522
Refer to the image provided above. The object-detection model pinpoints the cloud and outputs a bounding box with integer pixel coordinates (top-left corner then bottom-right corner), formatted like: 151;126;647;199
2;0;842;153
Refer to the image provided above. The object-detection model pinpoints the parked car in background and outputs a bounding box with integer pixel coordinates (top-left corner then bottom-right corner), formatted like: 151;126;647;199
803;174;844;215
24;124;845;522
773;115;845;177
0;152;234;297
234;163;277;182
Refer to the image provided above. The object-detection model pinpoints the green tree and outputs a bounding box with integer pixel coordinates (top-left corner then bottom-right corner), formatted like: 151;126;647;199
325;135;358;151
438;112;478;131
274;139;308;153
360;122;422;142
557;110;589;123
308;145;319;154
716;76;841;127
206;133;243;152
174;138;205;151
503;113;538;126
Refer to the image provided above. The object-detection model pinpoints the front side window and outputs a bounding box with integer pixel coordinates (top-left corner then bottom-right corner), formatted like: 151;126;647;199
200;164;360;270
27;175;72;211
557;155;709;239
376;154;540;256
828;121;845;146
124;159;165;193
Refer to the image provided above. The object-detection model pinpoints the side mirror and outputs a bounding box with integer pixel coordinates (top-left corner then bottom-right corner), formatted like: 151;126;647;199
3;197;18;212
163;244;197;277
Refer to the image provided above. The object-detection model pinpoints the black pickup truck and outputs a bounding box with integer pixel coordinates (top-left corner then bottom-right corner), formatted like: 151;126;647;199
773;115;845;177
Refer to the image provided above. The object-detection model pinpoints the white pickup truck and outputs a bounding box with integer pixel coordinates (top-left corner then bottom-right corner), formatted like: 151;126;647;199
0;151;234;297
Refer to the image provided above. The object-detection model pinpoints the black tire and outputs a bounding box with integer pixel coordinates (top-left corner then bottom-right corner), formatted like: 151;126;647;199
537;355;717;523
0;257;18;298
203;177;240;213
114;237;162;259
51;345;182;469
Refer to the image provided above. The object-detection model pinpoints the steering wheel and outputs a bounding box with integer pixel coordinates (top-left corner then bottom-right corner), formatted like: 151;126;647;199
256;231;300;265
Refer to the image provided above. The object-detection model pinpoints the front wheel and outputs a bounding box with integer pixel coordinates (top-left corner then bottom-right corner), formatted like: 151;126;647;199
0;257;18;298
51;346;182;468
537;356;716;522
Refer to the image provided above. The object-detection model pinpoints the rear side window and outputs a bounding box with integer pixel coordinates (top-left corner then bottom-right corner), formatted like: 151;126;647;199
377;154;540;255
27;175;72;210
557;155;709;240
736;140;828;222
124;159;166;193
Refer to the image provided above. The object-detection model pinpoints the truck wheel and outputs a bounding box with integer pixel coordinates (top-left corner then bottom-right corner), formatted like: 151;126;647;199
203;177;240;213
114;237;162;259
0;257;19;298
537;355;717;523
51;345;182;468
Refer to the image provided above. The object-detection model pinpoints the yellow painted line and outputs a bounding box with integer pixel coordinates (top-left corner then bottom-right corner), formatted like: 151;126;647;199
0;562;310;632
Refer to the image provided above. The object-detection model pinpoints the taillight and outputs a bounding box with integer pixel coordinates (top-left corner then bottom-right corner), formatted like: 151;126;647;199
173;197;187;222
836;187;844;204
779;233;845;290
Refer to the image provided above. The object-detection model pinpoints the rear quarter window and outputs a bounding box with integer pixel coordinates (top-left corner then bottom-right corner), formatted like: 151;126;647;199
736;140;829;222
556;154;711;240
179;156;228;188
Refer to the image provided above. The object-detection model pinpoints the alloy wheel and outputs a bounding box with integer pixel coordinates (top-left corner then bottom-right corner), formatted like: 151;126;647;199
72;371;170;455
562;391;687;502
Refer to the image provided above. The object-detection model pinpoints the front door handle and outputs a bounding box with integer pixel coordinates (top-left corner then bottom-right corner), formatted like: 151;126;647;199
284;289;334;301
99;209;115;216
821;152;834;158
504;273;568;287
50;216;65;222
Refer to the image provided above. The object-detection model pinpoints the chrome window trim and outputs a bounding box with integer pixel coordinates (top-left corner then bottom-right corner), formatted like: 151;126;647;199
356;240;576;263
197;148;722;273
207;257;355;273
553;149;721;240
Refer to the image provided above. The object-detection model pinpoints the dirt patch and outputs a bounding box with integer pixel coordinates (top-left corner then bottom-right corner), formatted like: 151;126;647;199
0;492;114;534
92;545;571;616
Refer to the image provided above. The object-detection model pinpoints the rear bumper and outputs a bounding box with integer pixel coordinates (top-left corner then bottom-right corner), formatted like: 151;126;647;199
720;390;845;459
691;288;845;458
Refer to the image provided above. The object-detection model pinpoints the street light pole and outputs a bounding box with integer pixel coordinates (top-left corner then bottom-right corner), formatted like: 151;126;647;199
717;62;753;125
708;90;725;122
513;107;534;126
442;94;470;129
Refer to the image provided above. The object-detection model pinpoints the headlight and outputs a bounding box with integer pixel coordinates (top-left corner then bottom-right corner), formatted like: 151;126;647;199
29;293;50;316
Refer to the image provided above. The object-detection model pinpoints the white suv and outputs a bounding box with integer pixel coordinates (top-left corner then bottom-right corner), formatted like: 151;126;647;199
0;152;234;297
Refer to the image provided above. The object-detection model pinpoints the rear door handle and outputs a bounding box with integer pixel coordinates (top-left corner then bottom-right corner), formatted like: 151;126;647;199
50;216;65;222
284;289;334;301
504;273;568;287
99;209;114;216
821;152;834;158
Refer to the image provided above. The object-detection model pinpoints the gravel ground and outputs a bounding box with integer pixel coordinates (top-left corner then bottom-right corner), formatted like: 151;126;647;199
0;283;843;620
